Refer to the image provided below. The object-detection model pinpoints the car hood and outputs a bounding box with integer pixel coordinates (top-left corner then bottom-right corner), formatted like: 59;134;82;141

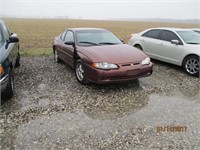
79;44;148;64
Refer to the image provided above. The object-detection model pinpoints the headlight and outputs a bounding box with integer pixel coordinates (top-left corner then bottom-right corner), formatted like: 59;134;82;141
92;62;118;70
141;58;150;65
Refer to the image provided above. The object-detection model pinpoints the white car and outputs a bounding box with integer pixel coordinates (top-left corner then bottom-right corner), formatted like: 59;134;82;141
128;28;200;76
190;28;200;34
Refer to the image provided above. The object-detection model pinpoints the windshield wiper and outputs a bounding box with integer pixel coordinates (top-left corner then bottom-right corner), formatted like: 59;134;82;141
99;42;119;45
187;42;200;45
79;41;99;45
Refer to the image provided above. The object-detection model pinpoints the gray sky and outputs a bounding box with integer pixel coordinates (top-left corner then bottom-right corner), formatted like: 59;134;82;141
0;0;199;20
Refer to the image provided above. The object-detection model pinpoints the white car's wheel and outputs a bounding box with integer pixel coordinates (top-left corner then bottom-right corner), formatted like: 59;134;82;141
183;55;199;76
134;45;143;51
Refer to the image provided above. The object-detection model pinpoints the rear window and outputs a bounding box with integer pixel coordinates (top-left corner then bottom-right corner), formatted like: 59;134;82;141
142;29;161;39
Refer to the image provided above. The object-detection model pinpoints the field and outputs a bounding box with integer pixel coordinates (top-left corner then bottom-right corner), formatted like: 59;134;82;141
3;18;199;56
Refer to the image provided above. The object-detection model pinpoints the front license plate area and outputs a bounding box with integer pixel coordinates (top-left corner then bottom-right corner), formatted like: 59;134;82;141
127;69;140;76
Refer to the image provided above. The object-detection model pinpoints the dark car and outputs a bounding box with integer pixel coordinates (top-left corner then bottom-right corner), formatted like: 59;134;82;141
53;28;153;84
0;20;20;99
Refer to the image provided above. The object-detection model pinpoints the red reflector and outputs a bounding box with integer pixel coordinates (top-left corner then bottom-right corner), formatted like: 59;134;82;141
128;35;132;39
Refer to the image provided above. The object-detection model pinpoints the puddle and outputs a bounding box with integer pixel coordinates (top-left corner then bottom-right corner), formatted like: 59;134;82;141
9;88;200;149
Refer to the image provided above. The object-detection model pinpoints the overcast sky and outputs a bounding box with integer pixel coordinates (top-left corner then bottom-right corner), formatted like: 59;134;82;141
0;0;199;20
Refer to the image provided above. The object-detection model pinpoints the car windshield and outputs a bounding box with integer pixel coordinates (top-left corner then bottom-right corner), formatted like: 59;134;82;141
176;30;200;44
76;30;122;46
0;29;4;43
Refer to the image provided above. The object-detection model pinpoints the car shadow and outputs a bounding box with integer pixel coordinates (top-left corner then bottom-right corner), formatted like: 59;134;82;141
1;95;10;106
151;59;186;74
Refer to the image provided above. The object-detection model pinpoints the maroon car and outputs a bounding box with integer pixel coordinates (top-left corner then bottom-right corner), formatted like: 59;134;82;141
53;28;153;84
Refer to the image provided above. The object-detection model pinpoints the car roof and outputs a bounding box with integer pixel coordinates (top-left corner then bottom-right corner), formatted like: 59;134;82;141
66;28;107;31
146;27;195;32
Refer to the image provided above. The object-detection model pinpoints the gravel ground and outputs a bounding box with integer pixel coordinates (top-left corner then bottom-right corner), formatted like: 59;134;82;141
0;56;200;150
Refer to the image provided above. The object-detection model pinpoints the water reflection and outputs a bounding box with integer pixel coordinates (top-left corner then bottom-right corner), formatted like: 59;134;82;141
83;81;149;120
12;91;200;149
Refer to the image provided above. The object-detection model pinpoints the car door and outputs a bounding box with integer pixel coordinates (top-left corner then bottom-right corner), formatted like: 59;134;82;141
61;30;75;67
141;29;162;59
2;23;18;65
157;30;184;65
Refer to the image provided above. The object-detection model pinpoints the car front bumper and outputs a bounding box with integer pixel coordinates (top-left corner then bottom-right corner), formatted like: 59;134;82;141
0;74;9;93
84;62;153;84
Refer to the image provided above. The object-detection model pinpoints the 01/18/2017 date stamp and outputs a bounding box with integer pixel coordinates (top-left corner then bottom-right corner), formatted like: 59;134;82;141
156;126;187;133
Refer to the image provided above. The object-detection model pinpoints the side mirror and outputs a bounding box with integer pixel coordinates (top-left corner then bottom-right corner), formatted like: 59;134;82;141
171;40;180;45
65;41;74;45
5;35;19;49
119;38;125;44
9;36;19;43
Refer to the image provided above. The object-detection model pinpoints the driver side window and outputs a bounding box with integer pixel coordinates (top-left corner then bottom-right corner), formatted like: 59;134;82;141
161;30;179;42
64;31;74;43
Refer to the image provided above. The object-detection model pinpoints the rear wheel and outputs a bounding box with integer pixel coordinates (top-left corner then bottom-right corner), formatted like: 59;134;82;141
4;69;14;99
134;45;143;51
75;60;89;85
54;49;61;62
183;55;199;76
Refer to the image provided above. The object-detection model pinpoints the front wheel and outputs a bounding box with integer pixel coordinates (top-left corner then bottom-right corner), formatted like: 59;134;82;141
75;60;89;85
183;55;199;76
15;53;20;67
4;69;14;99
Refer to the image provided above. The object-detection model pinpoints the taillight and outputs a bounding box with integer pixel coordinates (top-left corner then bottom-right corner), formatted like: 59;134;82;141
128;34;133;40
0;65;3;74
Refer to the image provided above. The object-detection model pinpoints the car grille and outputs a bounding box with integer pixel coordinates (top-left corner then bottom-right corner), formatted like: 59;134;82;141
120;62;140;67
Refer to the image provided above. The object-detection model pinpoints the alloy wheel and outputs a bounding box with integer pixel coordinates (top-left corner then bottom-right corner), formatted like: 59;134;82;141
185;58;199;75
76;62;84;81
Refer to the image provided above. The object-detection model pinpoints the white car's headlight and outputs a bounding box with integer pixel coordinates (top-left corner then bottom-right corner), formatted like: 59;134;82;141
141;58;150;65
92;62;118;70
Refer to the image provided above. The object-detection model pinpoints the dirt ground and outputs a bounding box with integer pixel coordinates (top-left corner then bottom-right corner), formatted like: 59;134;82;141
1;56;200;149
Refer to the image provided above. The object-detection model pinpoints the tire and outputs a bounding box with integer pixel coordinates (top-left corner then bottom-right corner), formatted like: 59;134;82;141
134;45;143;51
15;53;20;67
54;49;61;62
183;55;199;76
75;60;89;85
4;69;14;99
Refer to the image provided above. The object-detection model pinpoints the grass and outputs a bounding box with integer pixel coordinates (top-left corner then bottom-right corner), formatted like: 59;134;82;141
20;48;53;56
3;18;199;56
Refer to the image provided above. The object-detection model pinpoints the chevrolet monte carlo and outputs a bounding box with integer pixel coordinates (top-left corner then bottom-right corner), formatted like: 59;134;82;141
53;28;153;84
